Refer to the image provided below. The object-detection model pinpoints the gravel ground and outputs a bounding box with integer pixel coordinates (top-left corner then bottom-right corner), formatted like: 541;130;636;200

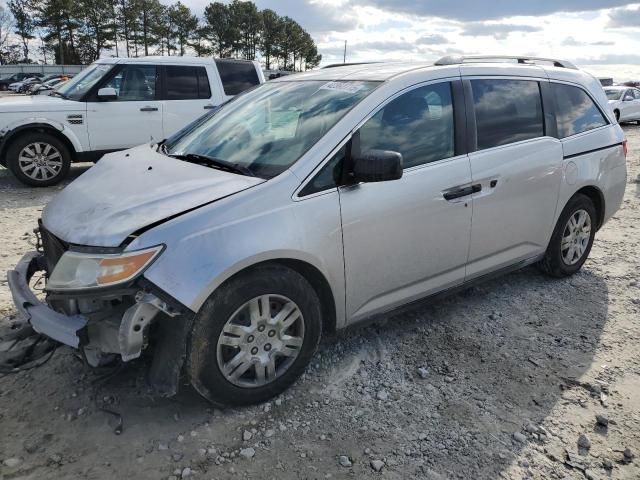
0;127;639;480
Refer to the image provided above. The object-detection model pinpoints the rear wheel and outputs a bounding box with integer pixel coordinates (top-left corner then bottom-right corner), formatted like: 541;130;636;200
188;265;322;407
539;194;596;277
614;109;620;122
7;132;71;187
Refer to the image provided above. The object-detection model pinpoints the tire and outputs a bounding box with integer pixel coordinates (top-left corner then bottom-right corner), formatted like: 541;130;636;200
539;193;597;278
6;132;71;187
0;84;7;91
614;110;620;122
188;265;322;407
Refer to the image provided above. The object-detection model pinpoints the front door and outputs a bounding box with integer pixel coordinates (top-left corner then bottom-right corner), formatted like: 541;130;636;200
86;64;163;151
464;78;563;280
339;81;474;322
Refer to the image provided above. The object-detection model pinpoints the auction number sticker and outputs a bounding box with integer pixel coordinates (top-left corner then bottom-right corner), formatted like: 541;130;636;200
320;81;364;93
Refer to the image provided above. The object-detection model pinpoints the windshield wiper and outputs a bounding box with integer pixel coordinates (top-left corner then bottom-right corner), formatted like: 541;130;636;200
168;152;256;177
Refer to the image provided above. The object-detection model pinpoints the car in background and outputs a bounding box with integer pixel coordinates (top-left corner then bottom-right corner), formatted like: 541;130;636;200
8;77;38;91
0;73;41;91
17;77;48;93
0;56;265;186
28;76;71;95
604;86;640;123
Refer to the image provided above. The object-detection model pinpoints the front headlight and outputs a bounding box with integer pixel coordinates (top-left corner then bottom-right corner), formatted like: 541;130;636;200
47;246;163;290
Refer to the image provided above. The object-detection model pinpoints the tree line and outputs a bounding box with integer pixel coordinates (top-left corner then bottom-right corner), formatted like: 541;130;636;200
0;0;322;71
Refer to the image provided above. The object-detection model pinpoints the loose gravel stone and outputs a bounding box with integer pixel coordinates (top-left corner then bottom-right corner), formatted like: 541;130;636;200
371;459;384;472
596;414;609;427
239;448;255;459
513;432;527;443
578;434;591;450
339;455;352;467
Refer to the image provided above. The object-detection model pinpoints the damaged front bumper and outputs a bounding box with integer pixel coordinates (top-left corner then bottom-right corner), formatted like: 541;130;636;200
7;251;88;348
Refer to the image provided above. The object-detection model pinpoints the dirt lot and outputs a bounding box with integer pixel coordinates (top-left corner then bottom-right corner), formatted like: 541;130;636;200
0;127;639;480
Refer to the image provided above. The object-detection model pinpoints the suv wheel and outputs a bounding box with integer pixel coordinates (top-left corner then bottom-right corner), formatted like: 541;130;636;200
539;193;596;277
188;265;322;407
7;132;71;187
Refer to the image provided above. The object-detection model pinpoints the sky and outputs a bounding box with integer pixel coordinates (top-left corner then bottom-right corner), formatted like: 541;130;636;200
179;0;640;81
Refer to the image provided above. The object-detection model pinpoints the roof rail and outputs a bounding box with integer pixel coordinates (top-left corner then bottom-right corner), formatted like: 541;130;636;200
321;62;380;69
434;55;577;70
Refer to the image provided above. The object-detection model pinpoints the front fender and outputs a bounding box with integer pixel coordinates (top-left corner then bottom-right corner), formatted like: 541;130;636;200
0;118;85;154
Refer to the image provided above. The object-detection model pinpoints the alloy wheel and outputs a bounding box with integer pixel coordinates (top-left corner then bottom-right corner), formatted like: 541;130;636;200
17;142;63;181
216;294;305;388
561;209;591;266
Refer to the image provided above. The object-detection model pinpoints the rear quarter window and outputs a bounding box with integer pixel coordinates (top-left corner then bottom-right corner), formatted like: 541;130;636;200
552;83;608;138
215;60;260;96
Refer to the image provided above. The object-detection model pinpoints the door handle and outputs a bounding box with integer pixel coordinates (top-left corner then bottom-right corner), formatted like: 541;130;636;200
140;106;158;112
443;184;481;201
203;104;217;110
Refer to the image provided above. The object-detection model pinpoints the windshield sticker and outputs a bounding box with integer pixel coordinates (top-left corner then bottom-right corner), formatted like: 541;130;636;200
269;110;301;139
320;81;364;94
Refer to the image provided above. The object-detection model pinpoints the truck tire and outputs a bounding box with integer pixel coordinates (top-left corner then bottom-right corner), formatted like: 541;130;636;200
7;132;71;187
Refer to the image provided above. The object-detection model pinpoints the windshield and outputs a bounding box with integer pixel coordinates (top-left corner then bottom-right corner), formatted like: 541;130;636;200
605;89;623;101
57;63;113;101
167;80;378;178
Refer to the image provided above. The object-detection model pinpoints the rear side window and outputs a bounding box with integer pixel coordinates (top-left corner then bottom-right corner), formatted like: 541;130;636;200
471;79;544;150
358;82;455;168
165;66;211;100
633;89;640;100
215;60;259;96
552;83;607;138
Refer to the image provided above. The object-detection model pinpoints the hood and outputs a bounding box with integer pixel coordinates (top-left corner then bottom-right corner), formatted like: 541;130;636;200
42;145;265;247
0;95;84;113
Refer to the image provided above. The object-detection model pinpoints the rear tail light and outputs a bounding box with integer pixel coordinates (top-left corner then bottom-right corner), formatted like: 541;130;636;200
623;140;628;159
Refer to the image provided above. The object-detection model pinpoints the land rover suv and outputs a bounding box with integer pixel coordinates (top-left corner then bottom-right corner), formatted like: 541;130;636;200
8;56;627;406
0;56;264;186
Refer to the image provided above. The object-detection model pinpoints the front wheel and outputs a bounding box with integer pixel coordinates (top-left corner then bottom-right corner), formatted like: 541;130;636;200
188;265;322;407
539;193;596;277
6;132;71;187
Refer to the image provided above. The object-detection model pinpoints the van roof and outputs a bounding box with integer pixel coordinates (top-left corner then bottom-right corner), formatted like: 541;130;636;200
276;57;591;84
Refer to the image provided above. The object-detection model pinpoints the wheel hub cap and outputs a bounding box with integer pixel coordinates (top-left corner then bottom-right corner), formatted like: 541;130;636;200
216;294;305;388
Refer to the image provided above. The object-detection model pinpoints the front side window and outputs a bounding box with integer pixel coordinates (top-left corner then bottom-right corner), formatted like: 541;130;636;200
471;79;544;150
165;66;211;100
57;63;113;101
102;65;156;101
167;80;379;178
215;60;260;96
552;83;607;138
358;82;455;168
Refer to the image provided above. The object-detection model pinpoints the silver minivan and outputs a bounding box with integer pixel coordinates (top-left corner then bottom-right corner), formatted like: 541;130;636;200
8;56;627;406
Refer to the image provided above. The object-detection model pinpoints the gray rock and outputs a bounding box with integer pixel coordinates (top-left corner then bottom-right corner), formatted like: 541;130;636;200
2;457;22;468
525;424;538;434
243;430;252;441
513;432;527;443
417;367;429;379
172;453;184;462
584;469;597;480
181;467;192;478
623;447;634;460
595;414;609;427
370;459;384;472
239;447;255;459
578;434;591;450
376;390;389;401
339;455;352;467
602;458;613;469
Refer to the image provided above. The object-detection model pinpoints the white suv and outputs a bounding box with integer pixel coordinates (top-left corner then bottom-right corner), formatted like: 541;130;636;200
0;56;265;186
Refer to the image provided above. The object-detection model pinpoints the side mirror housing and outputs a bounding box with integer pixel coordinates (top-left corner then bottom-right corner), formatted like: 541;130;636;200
97;87;118;101
352;149;403;183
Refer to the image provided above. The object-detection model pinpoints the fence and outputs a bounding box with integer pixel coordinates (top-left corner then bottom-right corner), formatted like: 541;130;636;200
0;64;87;76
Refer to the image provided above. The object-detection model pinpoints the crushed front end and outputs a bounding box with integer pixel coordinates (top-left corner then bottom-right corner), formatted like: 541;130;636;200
6;225;193;395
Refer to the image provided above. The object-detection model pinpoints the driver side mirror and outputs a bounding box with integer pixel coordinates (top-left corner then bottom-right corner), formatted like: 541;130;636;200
97;87;118;101
352;149;403;183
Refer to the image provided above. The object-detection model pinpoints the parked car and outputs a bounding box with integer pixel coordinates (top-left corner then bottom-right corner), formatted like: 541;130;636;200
604;85;640;123
7;56;627;406
0;56;264;186
9;76;39;91
37;79;70;96
17;77;46;93
28;77;68;95
0;72;41;91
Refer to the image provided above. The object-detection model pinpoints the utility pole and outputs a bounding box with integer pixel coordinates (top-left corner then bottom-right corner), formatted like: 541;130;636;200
343;40;347;63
